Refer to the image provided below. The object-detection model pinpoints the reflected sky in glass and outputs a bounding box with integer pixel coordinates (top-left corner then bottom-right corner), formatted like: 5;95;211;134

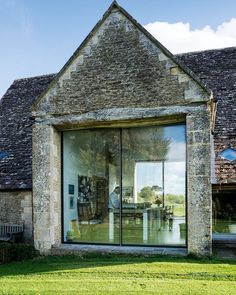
136;162;162;192
136;124;186;196
136;162;185;195
164;125;186;161
164;125;186;143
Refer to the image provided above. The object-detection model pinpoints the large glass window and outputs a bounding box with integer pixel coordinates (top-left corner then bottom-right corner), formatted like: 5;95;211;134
63;124;186;246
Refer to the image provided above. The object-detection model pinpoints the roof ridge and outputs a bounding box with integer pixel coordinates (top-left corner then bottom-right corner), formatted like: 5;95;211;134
176;46;236;56
14;73;56;82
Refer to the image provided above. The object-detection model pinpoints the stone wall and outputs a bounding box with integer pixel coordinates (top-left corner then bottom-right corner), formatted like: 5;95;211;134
33;107;212;256
187;111;212;255
32;125;61;253
0;190;33;241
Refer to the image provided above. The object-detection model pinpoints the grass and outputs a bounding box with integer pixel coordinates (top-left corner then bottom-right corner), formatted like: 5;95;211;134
0;254;236;294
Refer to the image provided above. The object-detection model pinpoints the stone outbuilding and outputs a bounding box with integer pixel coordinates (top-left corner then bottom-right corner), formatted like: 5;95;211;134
0;2;235;256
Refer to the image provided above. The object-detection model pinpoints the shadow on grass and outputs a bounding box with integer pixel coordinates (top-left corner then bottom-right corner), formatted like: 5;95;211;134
0;252;235;278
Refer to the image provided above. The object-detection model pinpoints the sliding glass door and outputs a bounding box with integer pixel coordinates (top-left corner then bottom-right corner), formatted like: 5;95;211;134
122;125;186;246
63;124;186;246
63;129;120;244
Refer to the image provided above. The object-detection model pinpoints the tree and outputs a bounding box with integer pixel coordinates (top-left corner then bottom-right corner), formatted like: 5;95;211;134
139;186;156;202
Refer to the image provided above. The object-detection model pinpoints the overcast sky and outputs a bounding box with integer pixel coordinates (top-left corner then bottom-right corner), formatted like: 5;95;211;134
0;0;236;98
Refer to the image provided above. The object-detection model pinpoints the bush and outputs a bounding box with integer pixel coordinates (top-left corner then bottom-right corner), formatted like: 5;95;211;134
0;243;39;263
11;243;40;261
0;243;12;263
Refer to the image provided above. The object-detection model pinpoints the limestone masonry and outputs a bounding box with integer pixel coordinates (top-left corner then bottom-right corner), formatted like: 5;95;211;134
0;1;235;255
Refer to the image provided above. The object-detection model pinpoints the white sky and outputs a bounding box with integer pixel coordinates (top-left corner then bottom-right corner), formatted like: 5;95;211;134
0;2;236;97
136;161;185;196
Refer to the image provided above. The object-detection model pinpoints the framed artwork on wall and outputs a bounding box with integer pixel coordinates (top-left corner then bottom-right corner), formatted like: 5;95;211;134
78;175;93;203
68;184;75;195
69;196;75;209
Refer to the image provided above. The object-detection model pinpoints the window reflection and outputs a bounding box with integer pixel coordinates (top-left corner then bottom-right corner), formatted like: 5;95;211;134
213;191;236;235
63;124;186;246
122;125;186;246
63;129;120;244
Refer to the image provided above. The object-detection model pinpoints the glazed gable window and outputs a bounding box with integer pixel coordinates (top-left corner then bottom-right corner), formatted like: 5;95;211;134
62;124;186;246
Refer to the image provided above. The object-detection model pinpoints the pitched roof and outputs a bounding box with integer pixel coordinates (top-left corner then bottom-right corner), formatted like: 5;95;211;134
176;46;236;139
177;47;236;183
0;47;236;189
0;74;55;190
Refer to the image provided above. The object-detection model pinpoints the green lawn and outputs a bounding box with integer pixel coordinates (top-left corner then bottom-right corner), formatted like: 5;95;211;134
0;254;236;294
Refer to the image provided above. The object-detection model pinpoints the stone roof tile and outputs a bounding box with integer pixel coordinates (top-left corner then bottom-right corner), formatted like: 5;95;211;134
0;74;55;190
177;47;236;183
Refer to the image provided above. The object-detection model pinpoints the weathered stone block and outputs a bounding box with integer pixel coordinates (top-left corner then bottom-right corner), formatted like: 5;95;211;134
187;113;212;256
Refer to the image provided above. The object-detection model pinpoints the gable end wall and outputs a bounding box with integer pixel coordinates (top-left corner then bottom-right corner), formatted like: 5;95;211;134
35;9;208;116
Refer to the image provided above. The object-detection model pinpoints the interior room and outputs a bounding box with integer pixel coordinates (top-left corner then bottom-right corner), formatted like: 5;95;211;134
63;124;186;246
213;190;236;237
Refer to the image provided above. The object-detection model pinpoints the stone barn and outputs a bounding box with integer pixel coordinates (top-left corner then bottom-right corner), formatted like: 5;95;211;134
0;1;235;256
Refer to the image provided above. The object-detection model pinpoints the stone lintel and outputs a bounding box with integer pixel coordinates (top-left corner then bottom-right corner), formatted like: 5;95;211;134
34;104;208;130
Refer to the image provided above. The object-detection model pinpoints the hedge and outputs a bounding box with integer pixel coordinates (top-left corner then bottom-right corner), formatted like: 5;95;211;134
0;243;39;263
